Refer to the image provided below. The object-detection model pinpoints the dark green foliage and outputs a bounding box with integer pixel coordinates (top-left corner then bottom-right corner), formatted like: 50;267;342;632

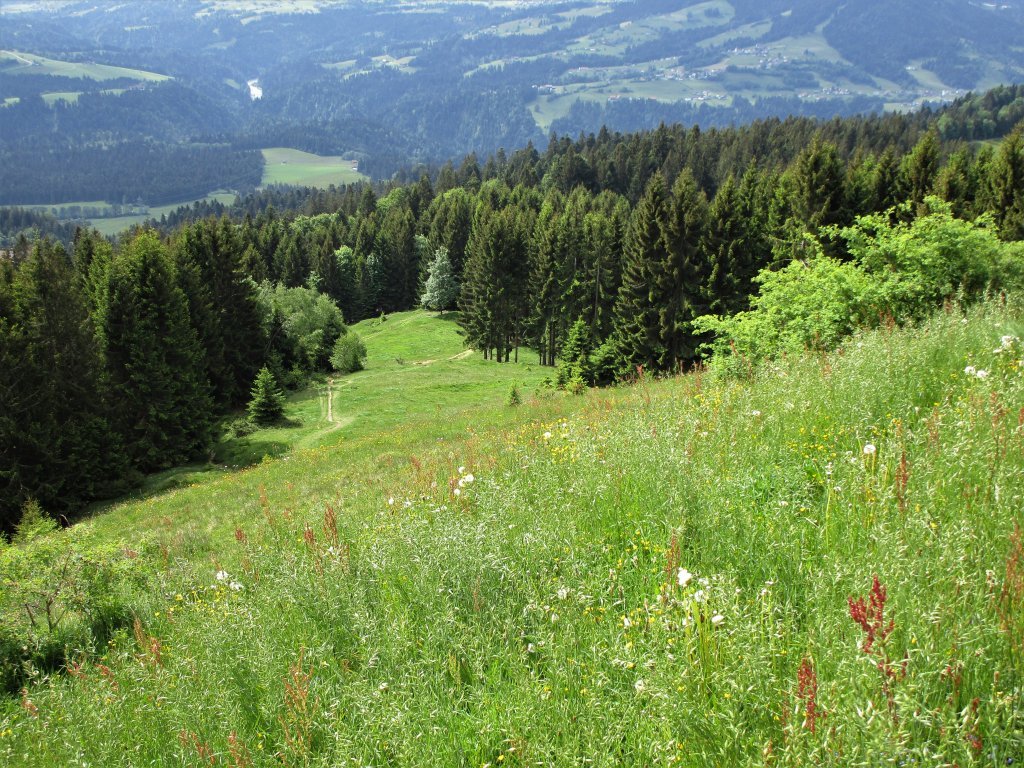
331;332;367;374
557;318;595;390
987;124;1024;242
612;173;671;376
101;231;213;471
248;367;286;425
505;382;522;407
0;239;126;531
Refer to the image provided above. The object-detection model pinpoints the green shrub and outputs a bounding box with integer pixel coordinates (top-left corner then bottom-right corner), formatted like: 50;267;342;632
331;331;367;374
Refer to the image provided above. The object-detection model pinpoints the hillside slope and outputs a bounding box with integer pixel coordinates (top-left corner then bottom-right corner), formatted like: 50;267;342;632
1;301;1023;764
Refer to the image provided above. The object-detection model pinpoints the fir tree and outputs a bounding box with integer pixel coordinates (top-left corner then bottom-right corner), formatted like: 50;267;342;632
248;366;285;425
101;231;213;470
612;173;670;377
420;246;459;313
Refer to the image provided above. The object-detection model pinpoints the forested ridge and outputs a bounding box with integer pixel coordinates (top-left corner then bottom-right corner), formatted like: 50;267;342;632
3;94;1024;530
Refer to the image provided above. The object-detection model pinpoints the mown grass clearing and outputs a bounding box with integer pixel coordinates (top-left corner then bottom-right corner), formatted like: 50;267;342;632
2;300;1023;765
260;148;368;189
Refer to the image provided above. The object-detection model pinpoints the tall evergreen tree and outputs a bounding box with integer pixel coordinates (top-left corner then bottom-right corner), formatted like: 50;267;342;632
101;231;213;470
987;124;1024;241
0;240;126;529
420;246;459;313
658;169;710;369
612;173;670;376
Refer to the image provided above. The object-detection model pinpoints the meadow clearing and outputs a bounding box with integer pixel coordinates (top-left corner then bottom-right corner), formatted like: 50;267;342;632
1;301;1023;765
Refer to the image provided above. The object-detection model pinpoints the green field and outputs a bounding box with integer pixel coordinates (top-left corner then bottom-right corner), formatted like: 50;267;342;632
3;300;1023;764
261;148;368;188
0;49;170;82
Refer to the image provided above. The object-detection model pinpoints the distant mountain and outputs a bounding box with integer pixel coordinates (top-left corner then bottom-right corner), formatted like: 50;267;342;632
1;0;1023;196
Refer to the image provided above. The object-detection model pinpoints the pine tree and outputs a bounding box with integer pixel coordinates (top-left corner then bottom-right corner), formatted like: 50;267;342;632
248;366;285;425
420;246;459;313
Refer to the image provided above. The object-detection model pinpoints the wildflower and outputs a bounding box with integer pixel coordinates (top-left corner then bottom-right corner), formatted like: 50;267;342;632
976;369;989;380
1002;335;1018;349
543;431;552;440
677;568;694;588
634;679;646;694
557;587;569;600
693;589;706;603
863;443;876;456
463;473;475;484
750;410;762;417
229;581;243;591
965;365;977;376
387;496;395;506
622;616;632;628
526;643;536;654
458;466;465;474
215;570;229;582
711;613;725;626
454;488;461;496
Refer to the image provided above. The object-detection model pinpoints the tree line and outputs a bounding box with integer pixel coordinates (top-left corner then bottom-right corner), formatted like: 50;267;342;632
2;97;1024;529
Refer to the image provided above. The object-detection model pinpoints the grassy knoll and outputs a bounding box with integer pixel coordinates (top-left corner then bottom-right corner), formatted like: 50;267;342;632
0;50;170;82
261;148;368;189
2;302;1024;765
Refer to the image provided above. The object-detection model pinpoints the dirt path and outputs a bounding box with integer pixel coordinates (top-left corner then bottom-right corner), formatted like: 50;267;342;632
448;349;474;361
326;378;334;422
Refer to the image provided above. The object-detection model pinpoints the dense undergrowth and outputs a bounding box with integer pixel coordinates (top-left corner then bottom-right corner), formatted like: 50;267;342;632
2;299;1024;766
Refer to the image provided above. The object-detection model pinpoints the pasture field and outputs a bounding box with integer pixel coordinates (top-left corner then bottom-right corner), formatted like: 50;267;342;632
261;148;368;189
2;301;1023;765
0;49;170;82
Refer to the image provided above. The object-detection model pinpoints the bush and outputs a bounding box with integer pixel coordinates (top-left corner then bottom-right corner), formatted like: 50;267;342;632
331;332;367;374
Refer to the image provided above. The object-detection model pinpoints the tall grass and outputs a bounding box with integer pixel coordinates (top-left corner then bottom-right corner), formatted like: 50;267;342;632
2;300;1022;766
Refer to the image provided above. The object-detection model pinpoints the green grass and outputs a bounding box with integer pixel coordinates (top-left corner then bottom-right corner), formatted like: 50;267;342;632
3;302;1024;765
88;193;239;237
0;49;170;82
261;148;368;188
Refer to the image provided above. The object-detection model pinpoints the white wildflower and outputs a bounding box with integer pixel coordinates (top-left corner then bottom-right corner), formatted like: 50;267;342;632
863;443;876;456
215;570;229;582
1002;335;1018;349
387;496;395;506
557;587;569;600
976;369;989;380
964;365;977;376
693;589;706;603
229;581;243;591
634;679;646;694
454;487;461;496
458;466;465;474
677;568;694;588
711;613;725;626
543;431;552;440
463;473;474;484
622;616;632;628
750;410;762;418
527;643;536;654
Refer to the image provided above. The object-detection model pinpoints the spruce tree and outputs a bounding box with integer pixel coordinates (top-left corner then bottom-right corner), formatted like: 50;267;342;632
420;246;459;313
248;366;285;425
658;169;709;369
612;173;670;377
988;124;1024;241
101;231;213;471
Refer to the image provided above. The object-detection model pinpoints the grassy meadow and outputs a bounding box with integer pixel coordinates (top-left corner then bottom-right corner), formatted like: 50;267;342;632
0;50;171;83
2;303;1024;765
261;148;368;189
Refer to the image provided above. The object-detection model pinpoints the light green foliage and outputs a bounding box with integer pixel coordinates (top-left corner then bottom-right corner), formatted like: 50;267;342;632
556;317;595;389
420;246;459;313
696;244;878;365
330;332;367;374
699;200;1024;367
257;281;346;373
838;198;1013;318
505;381;522;406
0;521;155;694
